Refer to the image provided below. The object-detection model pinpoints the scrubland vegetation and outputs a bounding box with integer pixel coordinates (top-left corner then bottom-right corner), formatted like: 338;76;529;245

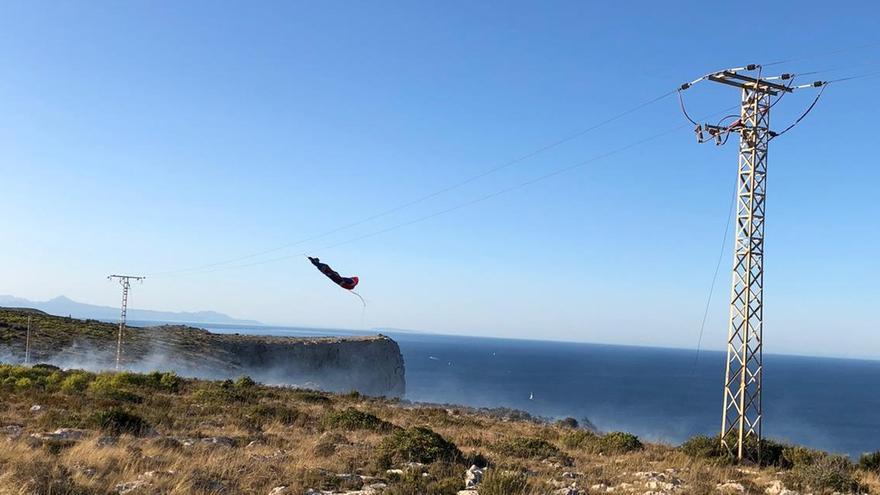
1;364;878;495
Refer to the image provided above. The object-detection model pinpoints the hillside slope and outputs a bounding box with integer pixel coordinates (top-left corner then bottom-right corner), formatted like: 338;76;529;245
0;365;877;495
0;309;404;397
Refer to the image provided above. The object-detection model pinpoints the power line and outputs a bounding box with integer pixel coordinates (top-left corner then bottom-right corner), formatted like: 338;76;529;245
148;89;678;278
151;60;878;280
166;104;740;278
763;41;880;67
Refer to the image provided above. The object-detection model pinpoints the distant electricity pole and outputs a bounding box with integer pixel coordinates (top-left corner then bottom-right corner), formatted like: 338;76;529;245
679;65;827;462
108;274;145;371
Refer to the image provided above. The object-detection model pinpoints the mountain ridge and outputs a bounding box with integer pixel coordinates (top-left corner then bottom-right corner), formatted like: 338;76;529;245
0;294;262;325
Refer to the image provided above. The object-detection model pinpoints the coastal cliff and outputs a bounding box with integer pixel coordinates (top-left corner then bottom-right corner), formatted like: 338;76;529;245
0;308;405;397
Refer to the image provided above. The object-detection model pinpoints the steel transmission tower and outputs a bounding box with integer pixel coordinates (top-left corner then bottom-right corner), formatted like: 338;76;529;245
108;274;144;371
679;65;827;462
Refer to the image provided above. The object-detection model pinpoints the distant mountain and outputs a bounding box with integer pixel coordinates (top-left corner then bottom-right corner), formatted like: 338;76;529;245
0;295;262;325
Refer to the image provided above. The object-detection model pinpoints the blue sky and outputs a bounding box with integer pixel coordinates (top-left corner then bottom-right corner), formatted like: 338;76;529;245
1;1;878;358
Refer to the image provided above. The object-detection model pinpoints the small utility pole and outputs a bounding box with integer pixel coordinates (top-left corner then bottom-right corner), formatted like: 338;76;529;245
107;275;145;370
25;315;32;365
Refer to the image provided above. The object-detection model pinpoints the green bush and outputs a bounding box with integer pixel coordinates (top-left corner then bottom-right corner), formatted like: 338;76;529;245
782;446;826;468
383;469;462;495
782;454;860;493
556;417;579;429
594;432;643;454
87;375;143;403
375;427;463;469
561;430;598;450
234;376;256;389
323;408;394;432
493;436;561;459
479;471;531;495
247;403;305;426
14;377;33;390
680;435;731;462
859;450;880;473
291;389;332;405
60;372;92;393
92;408;150;436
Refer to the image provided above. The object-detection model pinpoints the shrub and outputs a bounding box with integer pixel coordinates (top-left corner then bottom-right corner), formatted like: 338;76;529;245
680;435;731;462
323;408;394;432
291;389;332;405
480;471;531;495
781;446;825;468
859;450;880;473
594;432;643;454
561;430;598;450
60;372;91;393
383;469;462;495
375;427;463;469
14;377;33;390
92;408;150;436
234;375;256;389
556;417;579;429
782;454;860;493
493;436;561;459
247;403;305;426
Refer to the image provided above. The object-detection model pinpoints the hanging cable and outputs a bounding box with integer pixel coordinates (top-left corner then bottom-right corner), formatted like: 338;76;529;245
677;89;700;126
762;41;880;67
692;176;737;373
148;88;678;278
772;84;827;139
164;104;741;278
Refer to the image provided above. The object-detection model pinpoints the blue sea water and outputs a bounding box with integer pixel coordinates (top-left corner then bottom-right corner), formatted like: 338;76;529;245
131;321;880;458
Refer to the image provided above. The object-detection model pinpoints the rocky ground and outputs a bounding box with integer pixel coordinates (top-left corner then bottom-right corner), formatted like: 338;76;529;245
1;363;879;495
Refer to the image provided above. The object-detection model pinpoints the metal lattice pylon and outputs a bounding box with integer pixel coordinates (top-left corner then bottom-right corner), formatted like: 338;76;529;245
108;274;144;371
720;87;770;462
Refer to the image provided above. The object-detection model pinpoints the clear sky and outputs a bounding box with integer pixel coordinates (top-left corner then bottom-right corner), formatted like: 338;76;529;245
1;1;878;358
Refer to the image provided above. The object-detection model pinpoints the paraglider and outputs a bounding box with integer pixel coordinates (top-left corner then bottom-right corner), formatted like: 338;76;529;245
308;257;365;307
308;257;358;290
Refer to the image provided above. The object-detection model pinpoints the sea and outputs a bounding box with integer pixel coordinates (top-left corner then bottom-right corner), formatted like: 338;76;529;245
129;321;880;459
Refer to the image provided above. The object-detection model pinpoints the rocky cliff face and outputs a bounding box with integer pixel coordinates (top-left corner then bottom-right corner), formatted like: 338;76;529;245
211;333;407;397
0;309;406;397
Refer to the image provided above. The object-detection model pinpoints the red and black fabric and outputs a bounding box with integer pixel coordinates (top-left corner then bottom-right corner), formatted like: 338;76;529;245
308;257;359;290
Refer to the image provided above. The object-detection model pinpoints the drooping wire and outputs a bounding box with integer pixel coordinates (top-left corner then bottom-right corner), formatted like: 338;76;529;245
168;104;741;277
677;89;700;126
762;41;880;67
772;83;827;139
692;175;737;373
824;70;880;84
148;89;678;278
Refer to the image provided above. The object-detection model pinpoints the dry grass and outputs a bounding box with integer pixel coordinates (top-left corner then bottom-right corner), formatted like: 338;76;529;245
0;364;877;495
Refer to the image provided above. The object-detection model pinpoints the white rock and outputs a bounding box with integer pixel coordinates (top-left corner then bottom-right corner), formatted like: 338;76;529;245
200;436;235;448
718;482;746;493
465;465;484;489
386;469;404;475
31;428;88;441
115;479;150;494
30;405;42;412
141;470;174;479
268;487;290;495
3;425;23;439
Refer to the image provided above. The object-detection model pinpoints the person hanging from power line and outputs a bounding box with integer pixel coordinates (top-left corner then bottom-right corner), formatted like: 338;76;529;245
308;257;359;290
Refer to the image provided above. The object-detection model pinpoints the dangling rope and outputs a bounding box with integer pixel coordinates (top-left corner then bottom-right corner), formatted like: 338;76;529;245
349;290;366;308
